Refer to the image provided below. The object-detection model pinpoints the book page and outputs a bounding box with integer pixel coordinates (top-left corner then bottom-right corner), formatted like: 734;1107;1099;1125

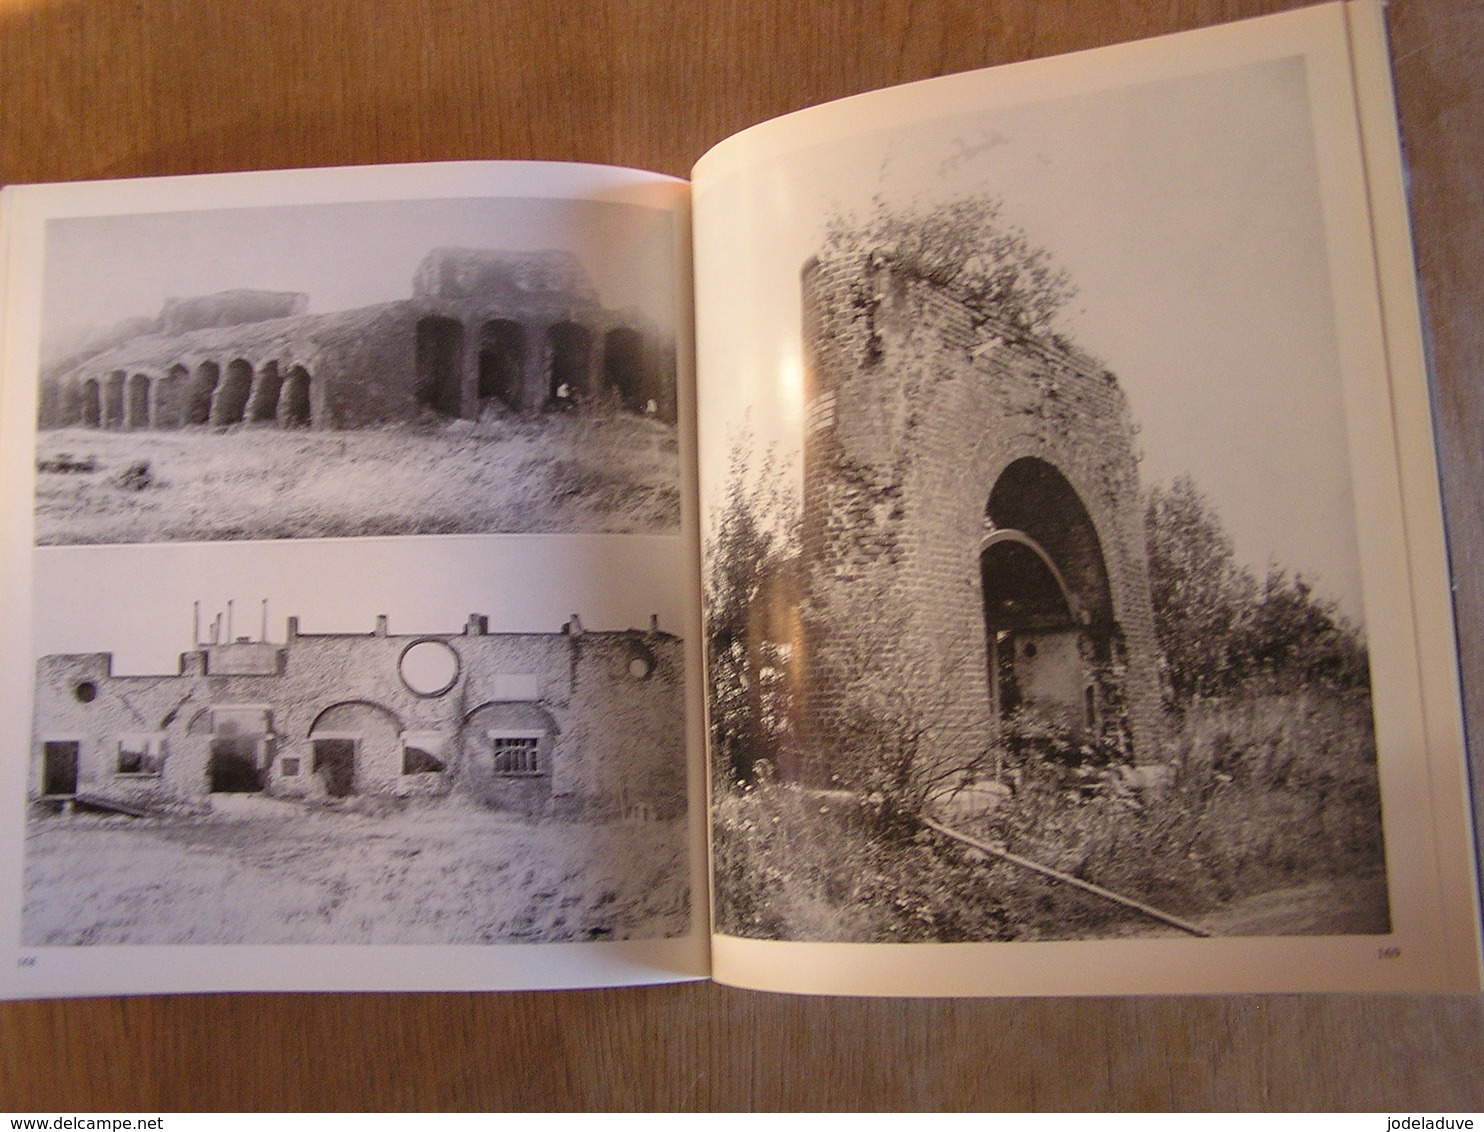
692;1;1481;995
0;161;710;997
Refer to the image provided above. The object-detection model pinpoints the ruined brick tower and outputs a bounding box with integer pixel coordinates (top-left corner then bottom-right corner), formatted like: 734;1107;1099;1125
799;252;1163;784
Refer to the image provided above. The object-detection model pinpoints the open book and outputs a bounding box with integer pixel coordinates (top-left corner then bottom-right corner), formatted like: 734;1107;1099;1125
0;0;1478;999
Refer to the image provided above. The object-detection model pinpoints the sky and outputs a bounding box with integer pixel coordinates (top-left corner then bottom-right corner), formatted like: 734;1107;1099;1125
32;535;691;675
694;52;1370;622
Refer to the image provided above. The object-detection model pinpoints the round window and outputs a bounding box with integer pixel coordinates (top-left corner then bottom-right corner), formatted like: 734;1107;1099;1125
73;681;98;703
627;645;656;680
398;639;460;697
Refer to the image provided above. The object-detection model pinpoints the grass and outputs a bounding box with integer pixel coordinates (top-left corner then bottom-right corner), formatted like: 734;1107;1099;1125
34;409;680;545
23;795;690;945
712;690;1388;941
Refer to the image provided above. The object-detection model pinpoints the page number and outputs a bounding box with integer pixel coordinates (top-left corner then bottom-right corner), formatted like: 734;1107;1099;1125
17;955;36;967
1377;946;1401;960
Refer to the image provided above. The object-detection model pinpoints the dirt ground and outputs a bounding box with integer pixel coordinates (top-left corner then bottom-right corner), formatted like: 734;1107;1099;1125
34;412;680;544
22;795;691;945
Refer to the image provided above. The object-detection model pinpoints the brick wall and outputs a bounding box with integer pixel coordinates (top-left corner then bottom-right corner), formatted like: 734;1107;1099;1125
800;255;1163;782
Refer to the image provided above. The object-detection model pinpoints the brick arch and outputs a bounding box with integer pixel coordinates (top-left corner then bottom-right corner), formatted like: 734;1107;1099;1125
978;528;1080;630
984;455;1114;629
279;364;311;427
603;326;645;410
211;358;254;426
964;437;1156;748
186;361;219;425
461;701;559;815
246;360;281;423
125;373;152;429
307;700;404;798
307;699;404;737
478;319;526;410
79;376;102;427
101;370;126;429
799;257;1164;773
546;321;592;405
962;434;1129;634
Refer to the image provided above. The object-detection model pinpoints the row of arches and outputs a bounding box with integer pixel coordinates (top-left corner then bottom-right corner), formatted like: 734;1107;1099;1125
416;316;652;417
73;359;313;431
191;697;559;798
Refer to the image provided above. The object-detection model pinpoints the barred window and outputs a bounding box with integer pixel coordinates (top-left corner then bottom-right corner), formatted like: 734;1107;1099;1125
491;735;540;776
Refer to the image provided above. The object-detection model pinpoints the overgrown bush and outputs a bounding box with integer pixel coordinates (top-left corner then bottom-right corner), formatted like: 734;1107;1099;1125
711;778;1012;942
967;690;1386;932
714;689;1385;941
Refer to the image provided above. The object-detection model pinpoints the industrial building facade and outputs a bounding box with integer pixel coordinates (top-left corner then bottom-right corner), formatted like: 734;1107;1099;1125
32;612;686;820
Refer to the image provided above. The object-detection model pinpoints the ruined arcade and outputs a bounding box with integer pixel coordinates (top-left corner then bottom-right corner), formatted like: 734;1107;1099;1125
799;250;1162;781
39;247;676;432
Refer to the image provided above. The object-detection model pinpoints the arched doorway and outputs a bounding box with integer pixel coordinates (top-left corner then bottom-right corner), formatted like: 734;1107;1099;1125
125;373;151;429
416;316;465;417
546;322;591;407
186;361;220;425
478;320;526;410
981;458;1116;739
279;365;311;427
246;360;281;423
603;327;645;410
308;701;402;797
79;378;102;427
102;371;126;429
211;359;253;426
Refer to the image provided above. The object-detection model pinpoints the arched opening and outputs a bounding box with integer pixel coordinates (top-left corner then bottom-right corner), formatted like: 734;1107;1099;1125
416;315;465;417
102;370;126;429
207;706;271;794
982;458;1115;739
478;319;526;410
546;321;591;408
603;327;645;411
125;373;151;429
461;701;557;814
79;378;101;428
279;365;311;427
308;701;402;798
186;361;220;425
246;360;281;423
153;365;188;428
211;358;253;426
987;458;1113;626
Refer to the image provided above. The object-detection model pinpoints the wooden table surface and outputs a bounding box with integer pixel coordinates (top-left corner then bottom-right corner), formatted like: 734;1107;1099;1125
2;0;1482;1112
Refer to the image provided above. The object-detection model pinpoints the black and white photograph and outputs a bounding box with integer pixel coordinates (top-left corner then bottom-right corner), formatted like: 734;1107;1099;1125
20;536;693;948
698;54;1391;945
34;193;682;545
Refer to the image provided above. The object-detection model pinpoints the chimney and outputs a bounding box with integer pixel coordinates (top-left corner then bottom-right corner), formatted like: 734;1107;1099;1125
374;615;389;637
465;614;489;636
